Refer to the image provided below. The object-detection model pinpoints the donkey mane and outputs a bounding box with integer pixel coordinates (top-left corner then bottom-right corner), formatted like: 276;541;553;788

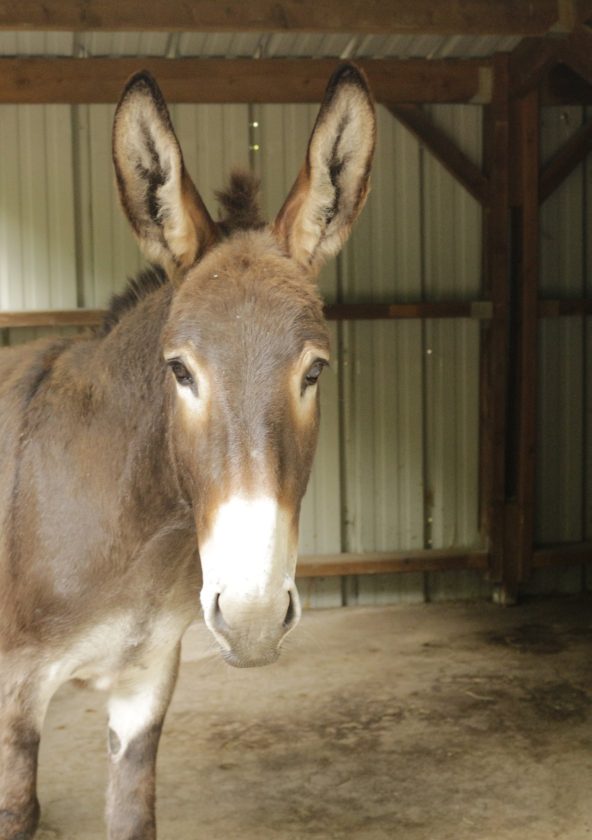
98;264;169;337
99;171;264;336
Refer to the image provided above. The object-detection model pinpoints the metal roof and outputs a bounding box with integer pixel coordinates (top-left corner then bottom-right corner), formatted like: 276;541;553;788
0;31;521;59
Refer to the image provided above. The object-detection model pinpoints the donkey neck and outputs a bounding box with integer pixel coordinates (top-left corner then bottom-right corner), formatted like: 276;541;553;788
89;281;185;513
95;281;172;411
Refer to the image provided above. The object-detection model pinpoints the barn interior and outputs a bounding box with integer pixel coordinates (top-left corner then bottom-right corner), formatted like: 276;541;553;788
1;2;592;838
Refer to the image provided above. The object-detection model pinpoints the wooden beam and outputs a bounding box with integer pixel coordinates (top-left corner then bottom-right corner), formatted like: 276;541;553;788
558;23;592;86
6;298;591;332
7;297;588;333
513;88;540;586
0;309;103;328
296;541;592;579
482;54;512;585
511;23;592;101
0;1;562;35
542;62;592;105
387;104;489;204
538;298;592;316
1;302;495;330
325;302;493;320
540;119;592;203
511;25;592;101
533;542;592;568
297;549;489;578
509;36;563;98
576;0;592;24
0;57;491;105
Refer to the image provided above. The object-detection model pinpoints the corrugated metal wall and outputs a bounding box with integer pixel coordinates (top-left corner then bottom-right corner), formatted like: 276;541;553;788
339;104;487;605
0;93;590;602
0;103;77;348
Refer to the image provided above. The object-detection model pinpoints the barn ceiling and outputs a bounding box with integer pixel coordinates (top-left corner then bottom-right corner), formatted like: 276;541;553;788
0;3;589;105
0;0;589;60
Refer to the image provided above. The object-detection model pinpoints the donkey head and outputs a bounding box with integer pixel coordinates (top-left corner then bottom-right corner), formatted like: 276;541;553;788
113;66;375;667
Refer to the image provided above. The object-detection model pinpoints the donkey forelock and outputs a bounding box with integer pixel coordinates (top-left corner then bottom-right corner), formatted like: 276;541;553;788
215;171;265;235
98;171;266;337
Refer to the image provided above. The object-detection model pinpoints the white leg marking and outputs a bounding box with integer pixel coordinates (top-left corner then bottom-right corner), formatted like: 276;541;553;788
107;649;177;761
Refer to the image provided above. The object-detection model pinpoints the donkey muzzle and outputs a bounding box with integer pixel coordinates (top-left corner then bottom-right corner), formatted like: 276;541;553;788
202;582;301;668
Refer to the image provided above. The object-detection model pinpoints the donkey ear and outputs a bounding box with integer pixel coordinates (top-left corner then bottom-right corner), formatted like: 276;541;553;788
113;72;219;280
273;63;376;272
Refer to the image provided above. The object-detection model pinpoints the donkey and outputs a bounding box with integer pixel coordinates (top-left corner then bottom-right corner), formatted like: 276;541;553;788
0;64;375;839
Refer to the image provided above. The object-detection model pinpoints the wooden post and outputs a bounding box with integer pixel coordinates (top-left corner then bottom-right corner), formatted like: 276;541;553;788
513;88;540;584
484;58;541;600
481;54;512;589
499;88;540;597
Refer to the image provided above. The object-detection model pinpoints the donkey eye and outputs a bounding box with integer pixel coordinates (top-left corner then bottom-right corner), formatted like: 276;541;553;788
302;359;327;391
168;359;194;387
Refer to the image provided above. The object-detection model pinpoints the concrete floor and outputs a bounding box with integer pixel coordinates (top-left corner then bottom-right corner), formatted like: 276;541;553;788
36;597;592;840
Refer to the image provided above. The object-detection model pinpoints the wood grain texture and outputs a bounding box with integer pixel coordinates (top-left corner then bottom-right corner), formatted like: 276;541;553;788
482;54;511;584
0;57;490;104
0;303;496;330
297;549;489;577
7;300;591;330
0;0;560;35
0;310;103;328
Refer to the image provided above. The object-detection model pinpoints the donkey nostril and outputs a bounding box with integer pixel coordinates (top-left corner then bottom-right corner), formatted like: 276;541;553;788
283;590;297;629
212;593;230;634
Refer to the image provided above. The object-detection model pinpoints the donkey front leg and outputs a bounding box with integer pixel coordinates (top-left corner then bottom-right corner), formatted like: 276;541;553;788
106;644;181;840
0;676;46;840
0;718;40;840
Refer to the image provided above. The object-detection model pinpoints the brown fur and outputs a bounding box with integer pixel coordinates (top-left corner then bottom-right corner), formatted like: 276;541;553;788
0;63;375;839
0;717;40;839
107;725;162;840
98;264;168;337
215;170;265;234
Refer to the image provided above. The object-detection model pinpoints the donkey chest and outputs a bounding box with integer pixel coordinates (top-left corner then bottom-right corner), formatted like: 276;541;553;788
46;607;193;692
